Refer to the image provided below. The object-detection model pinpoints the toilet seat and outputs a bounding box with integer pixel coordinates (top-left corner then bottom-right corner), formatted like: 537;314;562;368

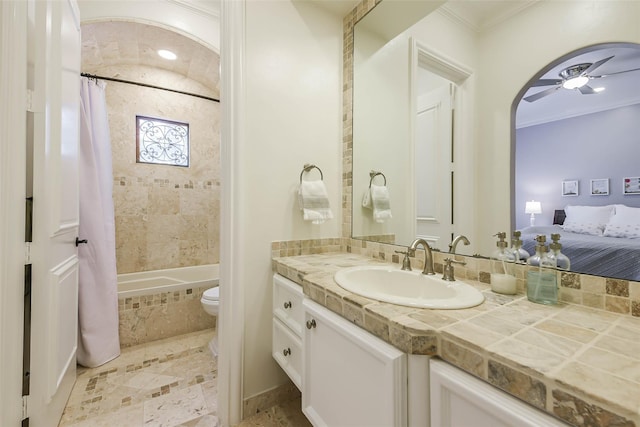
202;287;219;302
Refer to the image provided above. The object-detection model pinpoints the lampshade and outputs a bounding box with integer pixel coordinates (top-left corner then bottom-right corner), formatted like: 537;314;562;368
525;200;542;214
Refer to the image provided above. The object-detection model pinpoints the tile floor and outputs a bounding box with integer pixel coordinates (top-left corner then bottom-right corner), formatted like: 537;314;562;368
58;329;310;427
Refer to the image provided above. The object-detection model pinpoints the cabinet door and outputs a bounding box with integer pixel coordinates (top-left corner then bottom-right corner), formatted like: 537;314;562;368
303;299;406;427
430;359;568;427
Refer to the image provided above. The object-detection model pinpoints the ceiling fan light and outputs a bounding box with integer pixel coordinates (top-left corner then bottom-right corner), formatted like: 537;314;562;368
562;75;589;90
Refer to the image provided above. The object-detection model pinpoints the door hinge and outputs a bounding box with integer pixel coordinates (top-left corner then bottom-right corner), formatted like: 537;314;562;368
24;242;31;265
22;395;29;420
26;90;34;112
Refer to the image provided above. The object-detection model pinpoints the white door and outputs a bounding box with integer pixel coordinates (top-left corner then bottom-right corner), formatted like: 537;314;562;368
27;0;81;425
415;82;454;250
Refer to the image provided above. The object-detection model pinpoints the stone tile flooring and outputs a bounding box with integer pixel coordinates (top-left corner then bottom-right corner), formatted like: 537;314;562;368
58;329;310;427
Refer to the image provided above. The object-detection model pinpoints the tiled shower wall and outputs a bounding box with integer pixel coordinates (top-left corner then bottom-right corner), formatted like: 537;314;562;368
99;65;220;274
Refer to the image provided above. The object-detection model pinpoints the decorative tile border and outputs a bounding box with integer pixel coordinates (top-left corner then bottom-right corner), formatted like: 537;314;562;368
118;286;209;311
113;176;219;190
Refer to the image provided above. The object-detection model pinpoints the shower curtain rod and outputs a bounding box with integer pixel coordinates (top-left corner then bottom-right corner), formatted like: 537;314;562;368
80;72;220;103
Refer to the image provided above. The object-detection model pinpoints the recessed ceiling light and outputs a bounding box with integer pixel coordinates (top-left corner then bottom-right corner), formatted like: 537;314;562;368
157;49;177;60
593;87;605;93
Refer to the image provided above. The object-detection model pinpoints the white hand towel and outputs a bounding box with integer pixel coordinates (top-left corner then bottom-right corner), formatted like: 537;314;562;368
371;184;392;223
298;179;333;224
362;189;372;209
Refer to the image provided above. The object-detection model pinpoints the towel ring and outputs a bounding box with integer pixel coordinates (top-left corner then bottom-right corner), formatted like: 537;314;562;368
369;170;387;187
300;163;324;183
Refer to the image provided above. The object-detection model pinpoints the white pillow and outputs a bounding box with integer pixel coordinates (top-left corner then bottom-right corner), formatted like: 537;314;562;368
562;205;615;236
603;205;640;238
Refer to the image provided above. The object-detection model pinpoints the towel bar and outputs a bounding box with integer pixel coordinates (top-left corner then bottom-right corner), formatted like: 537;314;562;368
369;170;387;187
300;164;324;183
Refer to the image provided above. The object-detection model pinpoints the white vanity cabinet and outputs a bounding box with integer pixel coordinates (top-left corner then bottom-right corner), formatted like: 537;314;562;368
302;298;408;427
430;359;568;427
272;274;305;389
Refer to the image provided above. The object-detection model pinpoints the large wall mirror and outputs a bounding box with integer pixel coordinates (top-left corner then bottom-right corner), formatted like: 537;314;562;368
348;0;640;280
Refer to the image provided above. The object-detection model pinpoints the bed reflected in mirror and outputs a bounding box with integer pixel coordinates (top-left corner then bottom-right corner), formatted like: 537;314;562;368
514;43;640;281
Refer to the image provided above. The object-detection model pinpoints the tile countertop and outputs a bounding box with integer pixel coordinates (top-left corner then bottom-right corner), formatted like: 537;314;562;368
272;252;640;427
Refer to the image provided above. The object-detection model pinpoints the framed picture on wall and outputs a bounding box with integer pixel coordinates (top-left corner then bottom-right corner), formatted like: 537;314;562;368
562;180;579;196
590;179;609;196
623;177;640;195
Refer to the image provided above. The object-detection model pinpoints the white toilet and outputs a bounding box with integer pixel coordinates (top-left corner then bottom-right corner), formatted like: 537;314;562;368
200;286;219;356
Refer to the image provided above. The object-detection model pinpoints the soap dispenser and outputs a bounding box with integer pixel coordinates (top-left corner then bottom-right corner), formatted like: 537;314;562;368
490;232;517;295
511;230;530;263
549;233;571;271
526;235;558;305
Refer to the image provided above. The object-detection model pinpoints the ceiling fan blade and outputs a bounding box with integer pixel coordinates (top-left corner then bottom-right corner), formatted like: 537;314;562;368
578;85;596;94
530;79;562;87
592;66;640;77
523;86;560;102
584;55;614;75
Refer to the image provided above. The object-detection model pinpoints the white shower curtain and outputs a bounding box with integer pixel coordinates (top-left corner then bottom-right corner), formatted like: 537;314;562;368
77;77;120;367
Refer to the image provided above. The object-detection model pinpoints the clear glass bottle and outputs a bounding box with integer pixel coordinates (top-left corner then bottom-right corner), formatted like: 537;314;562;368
526;235;558;304
511;230;530;263
491;232;517;295
549;233;571;271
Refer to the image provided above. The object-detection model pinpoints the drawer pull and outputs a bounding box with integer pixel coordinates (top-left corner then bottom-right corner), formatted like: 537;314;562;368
283;347;291;357
306;319;316;329
283;301;292;309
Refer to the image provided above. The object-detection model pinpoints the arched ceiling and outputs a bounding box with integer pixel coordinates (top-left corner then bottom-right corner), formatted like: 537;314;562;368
81;20;219;95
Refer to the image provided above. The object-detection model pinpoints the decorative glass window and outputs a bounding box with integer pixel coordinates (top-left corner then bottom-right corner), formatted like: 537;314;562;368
136;116;189;167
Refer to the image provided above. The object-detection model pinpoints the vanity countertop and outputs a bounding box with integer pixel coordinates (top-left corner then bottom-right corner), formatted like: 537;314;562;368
272;252;640;427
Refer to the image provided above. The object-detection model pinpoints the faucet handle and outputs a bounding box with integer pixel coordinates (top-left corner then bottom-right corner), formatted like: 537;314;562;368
395;250;412;271
442;257;466;281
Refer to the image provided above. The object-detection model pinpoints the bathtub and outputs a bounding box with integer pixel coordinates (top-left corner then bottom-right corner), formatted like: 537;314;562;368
117;264;219;298
117;264;219;347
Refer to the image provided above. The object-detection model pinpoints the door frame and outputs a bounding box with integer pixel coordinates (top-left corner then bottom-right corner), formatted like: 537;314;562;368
0;1;28;426
409;38;475;254
219;0;245;424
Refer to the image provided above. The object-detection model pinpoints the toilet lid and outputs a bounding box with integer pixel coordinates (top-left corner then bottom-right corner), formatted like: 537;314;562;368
202;287;219;302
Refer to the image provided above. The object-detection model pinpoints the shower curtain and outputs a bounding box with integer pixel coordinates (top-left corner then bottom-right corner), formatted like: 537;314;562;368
77;77;121;367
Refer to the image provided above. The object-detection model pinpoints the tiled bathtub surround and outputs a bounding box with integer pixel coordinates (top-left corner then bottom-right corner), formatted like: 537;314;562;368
83;61;221;274
271;249;640;427
118;286;215;348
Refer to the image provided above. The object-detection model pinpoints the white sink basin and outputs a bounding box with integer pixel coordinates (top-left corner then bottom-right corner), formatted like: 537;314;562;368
334;265;484;309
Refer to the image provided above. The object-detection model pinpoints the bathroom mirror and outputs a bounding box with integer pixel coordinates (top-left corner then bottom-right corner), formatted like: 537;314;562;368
348;0;640;279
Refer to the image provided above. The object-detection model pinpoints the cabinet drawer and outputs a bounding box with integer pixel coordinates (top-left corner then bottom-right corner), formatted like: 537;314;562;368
273;274;304;336
272;317;303;390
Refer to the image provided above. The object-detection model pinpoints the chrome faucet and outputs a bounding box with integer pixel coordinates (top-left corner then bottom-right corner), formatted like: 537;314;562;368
448;234;470;253
408;238;435;275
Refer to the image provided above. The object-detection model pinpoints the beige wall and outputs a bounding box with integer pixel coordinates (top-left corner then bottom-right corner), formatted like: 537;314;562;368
96;65;220;273
241;0;344;400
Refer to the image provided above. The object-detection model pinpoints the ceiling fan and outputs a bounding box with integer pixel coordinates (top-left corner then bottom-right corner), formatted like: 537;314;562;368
524;55;640;102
